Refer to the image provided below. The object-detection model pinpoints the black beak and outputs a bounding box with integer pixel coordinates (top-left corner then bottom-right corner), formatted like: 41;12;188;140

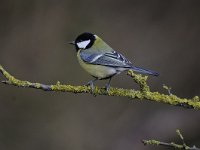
68;41;75;45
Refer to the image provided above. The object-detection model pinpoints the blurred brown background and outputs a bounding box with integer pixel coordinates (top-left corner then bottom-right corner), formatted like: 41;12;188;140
0;0;200;150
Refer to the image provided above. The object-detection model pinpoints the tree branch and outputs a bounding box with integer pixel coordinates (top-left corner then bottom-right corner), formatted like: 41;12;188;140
0;64;200;109
142;129;200;150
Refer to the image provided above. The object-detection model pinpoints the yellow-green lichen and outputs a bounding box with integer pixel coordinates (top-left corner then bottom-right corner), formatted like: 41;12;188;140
127;70;150;92
176;129;184;141
170;142;184;149
143;130;199;149
143;140;160;145
34;83;41;88
56;81;61;85
1;64;200;110
192;96;200;102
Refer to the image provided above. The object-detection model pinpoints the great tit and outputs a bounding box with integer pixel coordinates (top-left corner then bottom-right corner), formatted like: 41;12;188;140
69;32;159;92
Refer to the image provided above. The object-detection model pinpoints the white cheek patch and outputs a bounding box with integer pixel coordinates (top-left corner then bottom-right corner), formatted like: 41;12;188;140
77;40;91;49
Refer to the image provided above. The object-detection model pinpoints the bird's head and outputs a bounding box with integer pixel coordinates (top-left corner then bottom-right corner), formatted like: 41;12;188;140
69;32;96;51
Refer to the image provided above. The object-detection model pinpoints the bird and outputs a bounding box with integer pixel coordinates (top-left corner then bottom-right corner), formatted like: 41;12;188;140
69;32;159;92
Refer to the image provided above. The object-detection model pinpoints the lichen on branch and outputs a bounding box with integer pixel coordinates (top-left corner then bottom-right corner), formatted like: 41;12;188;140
142;129;200;150
0;64;200;109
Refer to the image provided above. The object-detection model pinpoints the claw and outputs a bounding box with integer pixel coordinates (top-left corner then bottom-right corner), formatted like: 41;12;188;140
105;78;112;93
85;79;97;93
105;83;110;92
87;80;94;92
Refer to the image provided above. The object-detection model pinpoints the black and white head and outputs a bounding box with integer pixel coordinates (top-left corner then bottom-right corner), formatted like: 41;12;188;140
69;32;96;51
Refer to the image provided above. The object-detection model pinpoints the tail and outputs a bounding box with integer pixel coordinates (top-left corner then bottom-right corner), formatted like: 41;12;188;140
131;66;159;76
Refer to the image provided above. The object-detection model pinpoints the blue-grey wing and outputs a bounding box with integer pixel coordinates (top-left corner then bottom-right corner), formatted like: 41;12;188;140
80;51;132;68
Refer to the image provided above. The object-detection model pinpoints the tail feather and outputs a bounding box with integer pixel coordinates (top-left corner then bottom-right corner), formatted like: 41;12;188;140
131;66;159;76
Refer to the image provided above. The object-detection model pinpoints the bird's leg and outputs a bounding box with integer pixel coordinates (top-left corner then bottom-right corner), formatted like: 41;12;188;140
85;78;98;92
105;78;112;92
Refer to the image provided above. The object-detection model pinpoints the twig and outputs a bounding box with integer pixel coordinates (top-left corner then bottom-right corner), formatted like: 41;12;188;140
142;129;200;150
0;64;200;109
163;84;172;95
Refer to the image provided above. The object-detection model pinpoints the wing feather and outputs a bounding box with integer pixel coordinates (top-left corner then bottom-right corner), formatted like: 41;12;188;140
80;51;132;68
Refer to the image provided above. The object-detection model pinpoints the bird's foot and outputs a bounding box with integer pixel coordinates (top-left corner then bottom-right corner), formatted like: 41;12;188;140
104;83;110;93
85;80;94;93
104;78;112;93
